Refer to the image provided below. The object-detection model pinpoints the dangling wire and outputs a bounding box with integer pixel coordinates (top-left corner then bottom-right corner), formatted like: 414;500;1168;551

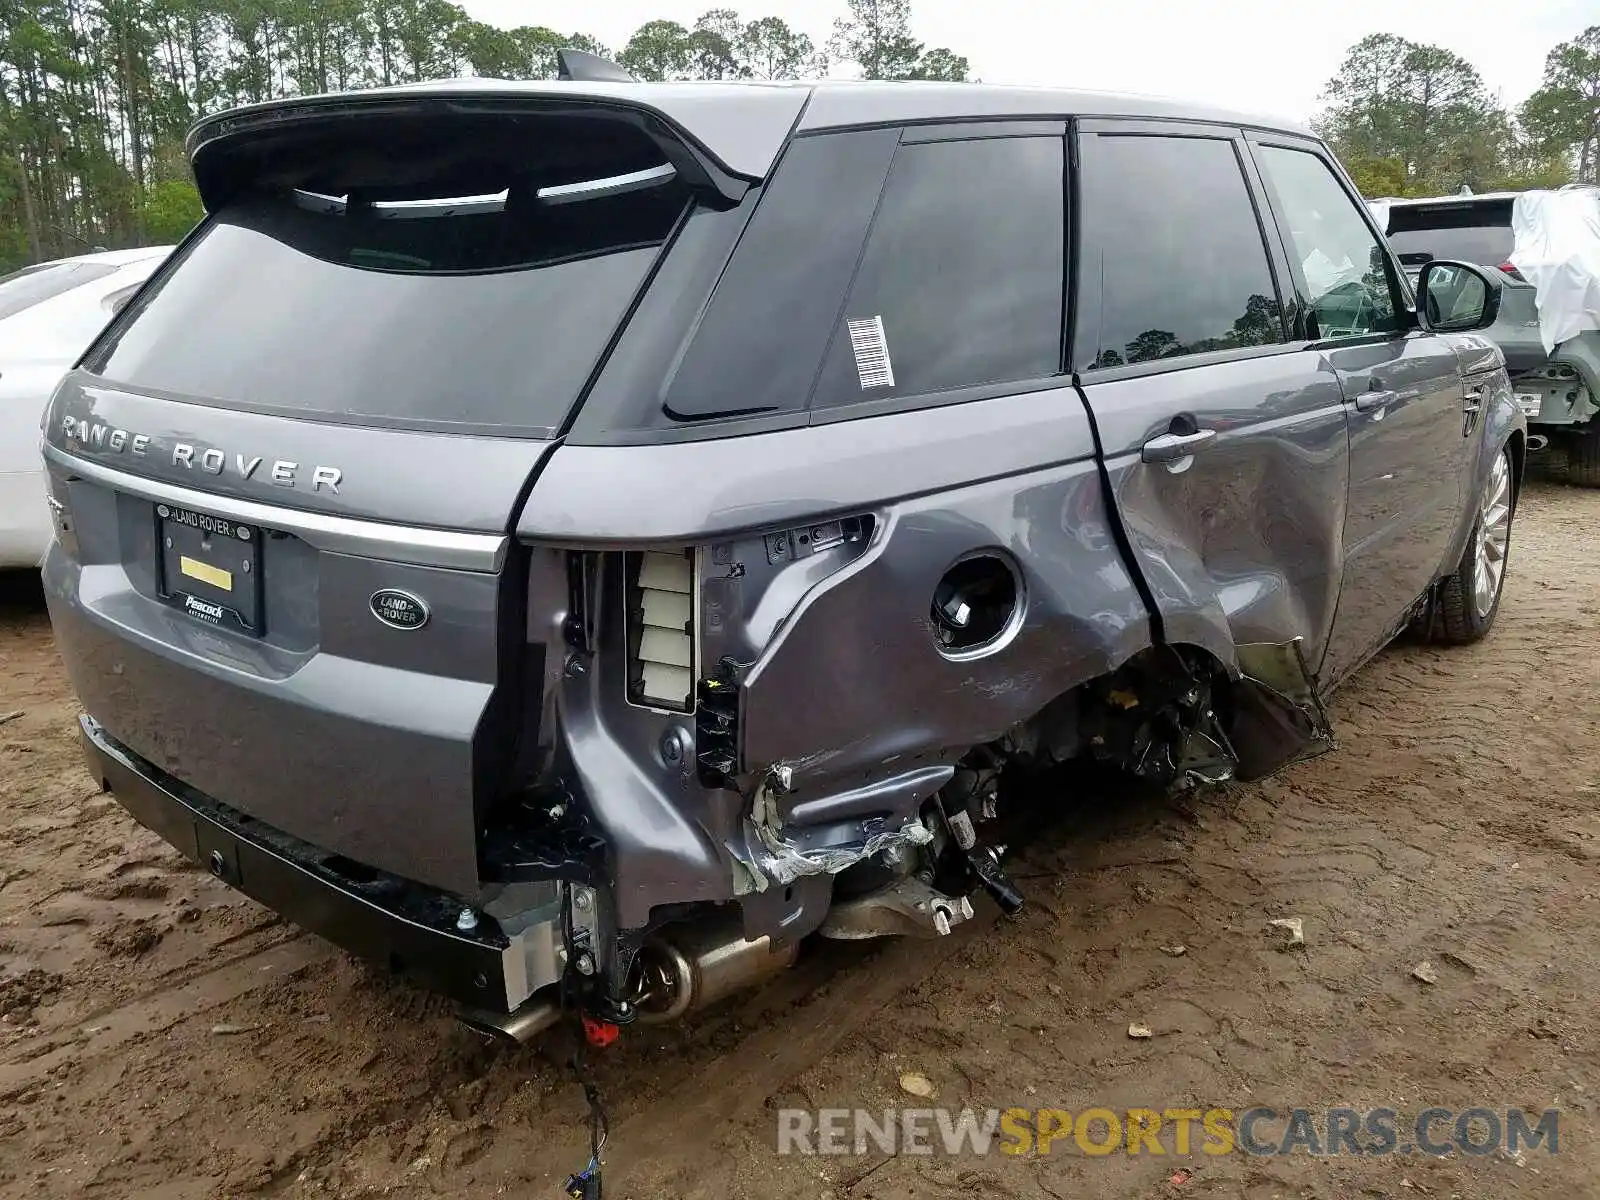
559;881;610;1198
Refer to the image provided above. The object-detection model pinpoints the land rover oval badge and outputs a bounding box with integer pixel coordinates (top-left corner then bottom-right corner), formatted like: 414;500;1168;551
370;589;429;630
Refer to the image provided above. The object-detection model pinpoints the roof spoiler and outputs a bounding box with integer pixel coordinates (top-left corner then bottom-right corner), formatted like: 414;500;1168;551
557;48;637;83
185;92;756;213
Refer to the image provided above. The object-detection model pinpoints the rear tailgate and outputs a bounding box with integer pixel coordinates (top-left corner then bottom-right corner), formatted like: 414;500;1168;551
40;95;727;895
44;391;534;894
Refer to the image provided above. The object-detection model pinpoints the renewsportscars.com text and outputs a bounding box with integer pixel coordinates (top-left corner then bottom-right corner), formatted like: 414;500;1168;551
777;1106;1560;1158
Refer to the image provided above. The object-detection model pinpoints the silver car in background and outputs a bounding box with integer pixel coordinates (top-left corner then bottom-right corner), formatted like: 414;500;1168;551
0;246;172;567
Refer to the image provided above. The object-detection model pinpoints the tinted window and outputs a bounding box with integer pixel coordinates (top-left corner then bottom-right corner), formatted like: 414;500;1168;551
816;135;1064;403
1080;135;1284;370
0;261;117;321
1384;200;1514;267
91;185;686;435
1256;146;1400;339
664;129;900;421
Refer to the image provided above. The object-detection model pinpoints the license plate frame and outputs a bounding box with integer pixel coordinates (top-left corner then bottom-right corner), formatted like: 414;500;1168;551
1514;391;1543;418
155;503;263;634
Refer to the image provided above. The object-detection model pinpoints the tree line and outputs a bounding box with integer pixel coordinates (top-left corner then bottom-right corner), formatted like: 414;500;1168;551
1319;27;1600;198
2;4;1596;275
0;0;966;271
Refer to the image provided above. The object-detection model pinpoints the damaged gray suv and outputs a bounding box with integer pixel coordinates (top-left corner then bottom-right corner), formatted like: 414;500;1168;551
42;57;1524;1041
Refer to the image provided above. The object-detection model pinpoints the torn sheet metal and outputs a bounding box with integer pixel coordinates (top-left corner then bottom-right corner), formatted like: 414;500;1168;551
740;777;934;889
1226;639;1335;781
1510;187;1600;354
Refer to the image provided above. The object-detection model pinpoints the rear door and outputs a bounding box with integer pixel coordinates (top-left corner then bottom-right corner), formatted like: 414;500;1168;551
1247;137;1470;687
1072;121;1350;676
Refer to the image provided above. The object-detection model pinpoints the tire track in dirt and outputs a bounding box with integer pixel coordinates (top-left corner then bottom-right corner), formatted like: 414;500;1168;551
5;482;1600;1199
0;936;326;1096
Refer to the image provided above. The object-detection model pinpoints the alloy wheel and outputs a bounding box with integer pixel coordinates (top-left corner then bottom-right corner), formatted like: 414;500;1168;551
1474;450;1512;619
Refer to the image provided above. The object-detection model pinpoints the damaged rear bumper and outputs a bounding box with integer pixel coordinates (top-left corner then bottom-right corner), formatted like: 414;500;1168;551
78;714;563;1013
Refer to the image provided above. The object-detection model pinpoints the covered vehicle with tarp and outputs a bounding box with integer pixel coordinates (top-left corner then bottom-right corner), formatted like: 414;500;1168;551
1374;186;1600;481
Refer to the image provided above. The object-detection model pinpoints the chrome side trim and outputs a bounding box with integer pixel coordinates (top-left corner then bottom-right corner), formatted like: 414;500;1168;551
44;444;507;573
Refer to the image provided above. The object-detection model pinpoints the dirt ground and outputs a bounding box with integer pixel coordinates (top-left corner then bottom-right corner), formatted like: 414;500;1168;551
3;478;1600;1199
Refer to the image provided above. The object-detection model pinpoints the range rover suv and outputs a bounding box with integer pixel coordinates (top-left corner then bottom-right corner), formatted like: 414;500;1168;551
41;57;1523;1041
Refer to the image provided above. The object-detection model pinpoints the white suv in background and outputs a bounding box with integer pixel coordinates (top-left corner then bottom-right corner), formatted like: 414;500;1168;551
0;246;172;567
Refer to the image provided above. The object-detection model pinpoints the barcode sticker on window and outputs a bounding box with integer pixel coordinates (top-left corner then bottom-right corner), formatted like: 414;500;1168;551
847;315;896;390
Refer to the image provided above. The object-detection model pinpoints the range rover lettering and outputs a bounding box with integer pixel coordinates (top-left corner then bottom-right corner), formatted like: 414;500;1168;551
41;53;1523;1041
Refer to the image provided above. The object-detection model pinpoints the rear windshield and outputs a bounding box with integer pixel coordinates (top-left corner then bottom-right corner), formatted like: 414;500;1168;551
89;180;687;436
1385;200;1514;266
0;260;117;320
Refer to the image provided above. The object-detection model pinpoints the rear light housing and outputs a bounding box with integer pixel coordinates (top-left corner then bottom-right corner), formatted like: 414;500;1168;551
1497;261;1525;281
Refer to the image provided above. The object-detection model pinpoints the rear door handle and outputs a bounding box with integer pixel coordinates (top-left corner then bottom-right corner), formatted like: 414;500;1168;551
1140;429;1218;464
1355;389;1397;413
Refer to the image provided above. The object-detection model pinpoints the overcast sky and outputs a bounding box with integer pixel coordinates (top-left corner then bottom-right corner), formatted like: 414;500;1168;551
460;0;1594;122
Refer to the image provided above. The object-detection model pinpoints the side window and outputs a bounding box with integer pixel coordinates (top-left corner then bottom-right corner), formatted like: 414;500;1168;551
662;129;900;421
1255;145;1401;340
814;135;1065;405
1080;134;1285;371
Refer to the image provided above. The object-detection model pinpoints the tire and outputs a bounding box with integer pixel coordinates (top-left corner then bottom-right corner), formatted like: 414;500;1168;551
1434;446;1514;644
1569;426;1600;487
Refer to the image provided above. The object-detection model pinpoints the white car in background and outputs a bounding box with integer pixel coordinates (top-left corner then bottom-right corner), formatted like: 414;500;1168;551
0;246;173;567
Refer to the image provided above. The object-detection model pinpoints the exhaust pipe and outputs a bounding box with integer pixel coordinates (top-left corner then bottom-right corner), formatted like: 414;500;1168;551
1528;433;1549;452
456;996;562;1044
631;923;799;1023
456;923;798;1040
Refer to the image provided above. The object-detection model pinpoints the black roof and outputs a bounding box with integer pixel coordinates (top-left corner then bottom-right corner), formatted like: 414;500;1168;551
188;78;1314;184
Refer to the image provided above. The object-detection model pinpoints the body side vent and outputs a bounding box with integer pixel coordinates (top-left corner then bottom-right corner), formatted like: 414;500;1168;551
627;549;695;711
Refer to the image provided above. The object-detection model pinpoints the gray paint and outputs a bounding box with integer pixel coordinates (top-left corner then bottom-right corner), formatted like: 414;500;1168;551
40;79;1526;997
47;375;549;538
795;82;1311;138
184;79;1308;196
517;387;1101;544
1079;350;1352;678
734;458;1149;784
44;548;499;895
1319;335;1474;685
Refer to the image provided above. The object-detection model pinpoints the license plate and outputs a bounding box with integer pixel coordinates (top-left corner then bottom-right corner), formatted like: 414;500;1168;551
1515;391;1543;417
156;504;262;633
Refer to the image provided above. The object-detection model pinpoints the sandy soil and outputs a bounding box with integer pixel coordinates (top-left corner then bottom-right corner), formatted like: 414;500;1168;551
3;479;1599;1200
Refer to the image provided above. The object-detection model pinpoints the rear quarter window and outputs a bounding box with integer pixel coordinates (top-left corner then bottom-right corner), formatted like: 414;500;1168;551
663;128;1066;423
811;134;1066;407
661;129;901;422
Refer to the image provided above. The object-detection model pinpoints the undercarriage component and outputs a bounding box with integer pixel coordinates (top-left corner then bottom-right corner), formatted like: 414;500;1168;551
1081;650;1239;788
817;875;977;940
628;921;798;1023
456;996;563;1044
963;842;1024;914
694;670;739;788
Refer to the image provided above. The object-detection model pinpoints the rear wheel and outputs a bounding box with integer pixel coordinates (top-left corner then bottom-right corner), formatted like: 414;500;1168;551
1434;447;1513;644
1568;425;1600;487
